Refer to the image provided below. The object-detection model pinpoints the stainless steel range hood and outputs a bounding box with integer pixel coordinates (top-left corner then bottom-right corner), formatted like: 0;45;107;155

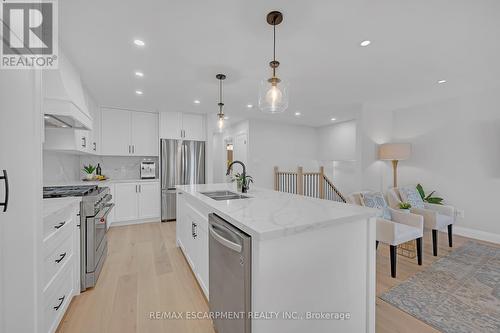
43;52;93;130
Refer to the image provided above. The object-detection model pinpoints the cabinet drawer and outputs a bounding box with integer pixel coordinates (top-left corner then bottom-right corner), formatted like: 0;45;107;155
43;229;74;291
43;204;76;241
43;264;74;333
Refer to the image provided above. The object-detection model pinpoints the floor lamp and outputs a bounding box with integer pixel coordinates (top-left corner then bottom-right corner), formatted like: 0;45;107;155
378;143;411;188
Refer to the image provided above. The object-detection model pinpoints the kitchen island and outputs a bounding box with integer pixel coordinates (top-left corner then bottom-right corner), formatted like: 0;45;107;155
176;183;377;333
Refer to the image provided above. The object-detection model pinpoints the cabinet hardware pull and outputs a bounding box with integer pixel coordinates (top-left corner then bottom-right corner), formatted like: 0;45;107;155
93;142;97;151
54;221;66;229
55;252;67;263
82;137;86;148
53;296;65;311
0;170;8;213
192;222;198;238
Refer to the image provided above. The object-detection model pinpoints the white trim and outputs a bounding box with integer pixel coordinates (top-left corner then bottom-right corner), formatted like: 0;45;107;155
109;218;160;228
454;226;500;245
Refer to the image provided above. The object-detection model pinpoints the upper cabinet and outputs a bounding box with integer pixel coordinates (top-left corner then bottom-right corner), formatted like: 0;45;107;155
159;112;205;141
101;108;158;156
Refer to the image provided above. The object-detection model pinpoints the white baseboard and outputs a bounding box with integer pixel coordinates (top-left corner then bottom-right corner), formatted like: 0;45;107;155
109;217;161;228
454;226;500;245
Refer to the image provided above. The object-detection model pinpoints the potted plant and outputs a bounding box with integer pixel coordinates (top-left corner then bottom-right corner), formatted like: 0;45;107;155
399;202;412;213
83;164;96;181
416;184;444;205
231;172;254;192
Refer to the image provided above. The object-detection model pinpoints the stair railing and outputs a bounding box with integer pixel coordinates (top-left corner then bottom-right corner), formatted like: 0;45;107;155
274;166;347;203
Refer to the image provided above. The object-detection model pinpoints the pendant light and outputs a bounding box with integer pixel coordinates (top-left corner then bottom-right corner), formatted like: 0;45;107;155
259;11;289;113
216;73;226;130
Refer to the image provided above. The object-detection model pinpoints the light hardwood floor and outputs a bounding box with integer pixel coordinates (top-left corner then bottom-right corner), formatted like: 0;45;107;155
56;222;490;333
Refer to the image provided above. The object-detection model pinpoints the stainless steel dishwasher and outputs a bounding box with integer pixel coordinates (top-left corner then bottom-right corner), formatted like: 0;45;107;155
209;213;251;333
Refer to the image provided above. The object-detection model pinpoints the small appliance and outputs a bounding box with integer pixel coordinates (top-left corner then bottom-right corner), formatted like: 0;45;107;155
140;161;156;179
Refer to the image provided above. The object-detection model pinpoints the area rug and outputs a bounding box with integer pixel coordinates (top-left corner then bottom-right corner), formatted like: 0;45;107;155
380;242;500;333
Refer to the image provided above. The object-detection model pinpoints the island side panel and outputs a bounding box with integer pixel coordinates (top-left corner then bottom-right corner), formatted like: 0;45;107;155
251;217;375;333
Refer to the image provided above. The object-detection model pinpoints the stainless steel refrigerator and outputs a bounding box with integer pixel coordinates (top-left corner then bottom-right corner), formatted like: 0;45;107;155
161;139;205;221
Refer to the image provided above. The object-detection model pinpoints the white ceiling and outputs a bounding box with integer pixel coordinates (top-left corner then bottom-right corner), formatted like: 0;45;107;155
60;0;500;127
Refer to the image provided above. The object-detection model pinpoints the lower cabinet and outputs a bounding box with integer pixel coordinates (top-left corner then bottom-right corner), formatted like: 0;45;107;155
42;200;80;333
176;192;209;297
113;182;160;223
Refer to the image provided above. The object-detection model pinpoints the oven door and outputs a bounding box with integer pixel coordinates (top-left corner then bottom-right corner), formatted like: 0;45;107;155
86;203;114;274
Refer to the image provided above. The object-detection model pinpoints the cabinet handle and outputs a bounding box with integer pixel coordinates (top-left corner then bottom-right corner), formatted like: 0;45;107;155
139;185;141;192
54;221;66;229
128;145;131;154
192;222;198;238
55;252;67;263
53;296;65;311
93;142;97;151
0;170;8;213
82;137;87;148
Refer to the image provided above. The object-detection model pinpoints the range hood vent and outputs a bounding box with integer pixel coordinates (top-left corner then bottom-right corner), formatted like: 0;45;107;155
43;51;93;130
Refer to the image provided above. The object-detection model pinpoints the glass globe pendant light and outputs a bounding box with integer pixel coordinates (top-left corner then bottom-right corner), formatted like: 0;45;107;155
216;73;226;131
259;11;289;113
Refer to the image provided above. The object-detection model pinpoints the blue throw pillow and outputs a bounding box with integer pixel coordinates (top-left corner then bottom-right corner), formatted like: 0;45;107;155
362;192;392;220
399;186;425;209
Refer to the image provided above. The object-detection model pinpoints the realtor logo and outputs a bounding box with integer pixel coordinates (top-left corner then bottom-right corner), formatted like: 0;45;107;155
1;0;58;69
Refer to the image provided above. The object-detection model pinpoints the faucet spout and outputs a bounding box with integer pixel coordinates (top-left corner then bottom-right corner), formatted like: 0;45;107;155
226;160;248;193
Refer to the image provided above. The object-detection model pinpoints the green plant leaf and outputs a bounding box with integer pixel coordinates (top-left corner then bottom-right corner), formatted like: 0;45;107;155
426;197;444;205
416;184;425;199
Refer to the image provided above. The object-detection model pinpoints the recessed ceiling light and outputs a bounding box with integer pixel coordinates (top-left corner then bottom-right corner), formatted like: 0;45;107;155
133;39;145;47
331;118;336;121
193;100;201;104
246;104;253;108
135;90;143;95
437;79;447;84
295;112;301;116
360;40;371;47
135;71;144;77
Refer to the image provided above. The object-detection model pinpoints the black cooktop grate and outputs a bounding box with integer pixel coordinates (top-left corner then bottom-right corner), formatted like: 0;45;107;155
43;185;98;198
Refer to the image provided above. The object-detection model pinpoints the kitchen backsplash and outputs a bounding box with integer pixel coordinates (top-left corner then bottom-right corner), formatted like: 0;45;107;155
43;152;158;184
80;156;159;180
43;151;81;184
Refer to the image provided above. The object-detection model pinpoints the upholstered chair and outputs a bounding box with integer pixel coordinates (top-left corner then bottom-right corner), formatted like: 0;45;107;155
347;192;424;278
387;186;455;256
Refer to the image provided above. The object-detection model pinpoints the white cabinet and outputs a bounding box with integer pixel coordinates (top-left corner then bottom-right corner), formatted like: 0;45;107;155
101;108;132;156
113;183;139;222
112;181;160;223
182;113;205;141
101;108;158;156
159;112;205;141
42;199;80;333
131;111;158;156
176;193;209;297
138;182;161;219
84;90;100;154
43;128;91;154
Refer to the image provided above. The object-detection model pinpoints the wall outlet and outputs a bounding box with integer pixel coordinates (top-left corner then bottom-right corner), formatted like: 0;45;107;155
455;209;465;219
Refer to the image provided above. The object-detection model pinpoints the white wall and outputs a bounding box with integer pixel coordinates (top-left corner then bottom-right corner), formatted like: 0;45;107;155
391;92;500;237
248;119;319;189
317;120;360;194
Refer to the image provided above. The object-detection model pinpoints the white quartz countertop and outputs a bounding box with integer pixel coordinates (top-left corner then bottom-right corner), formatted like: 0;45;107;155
43;197;81;218
44;178;160;187
177;183;378;240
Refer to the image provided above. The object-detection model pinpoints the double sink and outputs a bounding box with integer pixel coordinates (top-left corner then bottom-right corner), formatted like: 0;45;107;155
201;191;249;201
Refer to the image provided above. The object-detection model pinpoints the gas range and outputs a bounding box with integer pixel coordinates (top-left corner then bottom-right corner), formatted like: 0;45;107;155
43;184;114;291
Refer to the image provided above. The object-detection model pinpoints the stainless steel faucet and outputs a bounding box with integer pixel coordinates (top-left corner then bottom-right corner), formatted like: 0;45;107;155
226;160;248;193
